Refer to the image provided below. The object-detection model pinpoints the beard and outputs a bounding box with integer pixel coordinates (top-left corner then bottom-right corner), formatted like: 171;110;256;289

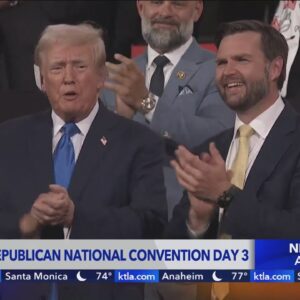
218;67;270;112
141;16;193;53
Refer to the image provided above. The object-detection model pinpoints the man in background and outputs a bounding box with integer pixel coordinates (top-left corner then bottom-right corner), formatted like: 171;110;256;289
102;1;234;299
102;0;234;219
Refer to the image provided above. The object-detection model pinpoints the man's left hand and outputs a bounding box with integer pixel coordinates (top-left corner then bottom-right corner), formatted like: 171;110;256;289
171;143;232;201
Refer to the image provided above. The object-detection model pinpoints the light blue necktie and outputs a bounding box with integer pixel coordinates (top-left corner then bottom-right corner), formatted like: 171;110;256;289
50;122;79;300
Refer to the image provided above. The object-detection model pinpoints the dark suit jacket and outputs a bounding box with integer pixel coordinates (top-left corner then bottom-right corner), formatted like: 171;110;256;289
0;103;167;300
166;104;300;239
163;104;300;300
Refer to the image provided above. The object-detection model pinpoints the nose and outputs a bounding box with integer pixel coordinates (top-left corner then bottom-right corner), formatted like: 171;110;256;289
63;64;75;84
158;1;173;17
223;61;237;76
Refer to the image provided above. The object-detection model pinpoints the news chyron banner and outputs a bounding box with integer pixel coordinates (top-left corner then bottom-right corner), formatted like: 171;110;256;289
0;240;299;284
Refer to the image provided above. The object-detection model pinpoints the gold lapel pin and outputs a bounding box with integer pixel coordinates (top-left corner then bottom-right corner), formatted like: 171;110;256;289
176;71;185;80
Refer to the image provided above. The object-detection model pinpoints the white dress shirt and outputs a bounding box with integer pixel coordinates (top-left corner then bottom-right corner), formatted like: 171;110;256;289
144;37;193;121
51;101;99;238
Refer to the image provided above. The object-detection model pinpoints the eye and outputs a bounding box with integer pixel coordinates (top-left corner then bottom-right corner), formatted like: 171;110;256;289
172;1;186;7
237;57;249;63
76;64;87;71
51;65;62;70
50;65;63;73
216;59;227;66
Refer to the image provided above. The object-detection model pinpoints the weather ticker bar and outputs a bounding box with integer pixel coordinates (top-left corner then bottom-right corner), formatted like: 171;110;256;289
2;269;299;283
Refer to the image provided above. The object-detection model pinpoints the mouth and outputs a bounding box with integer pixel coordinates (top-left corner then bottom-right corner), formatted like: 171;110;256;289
224;82;244;89
219;80;245;99
63;91;78;100
152;20;178;29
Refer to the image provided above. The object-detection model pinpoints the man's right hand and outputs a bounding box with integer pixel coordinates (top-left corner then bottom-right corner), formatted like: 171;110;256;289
30;184;74;227
104;53;149;117
187;192;215;233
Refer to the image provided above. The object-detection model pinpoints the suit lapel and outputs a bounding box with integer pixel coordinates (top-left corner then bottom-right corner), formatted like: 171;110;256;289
157;40;205;106
244;105;299;193
29;110;54;190
28;111;64;239
68;103;118;203
215;129;233;161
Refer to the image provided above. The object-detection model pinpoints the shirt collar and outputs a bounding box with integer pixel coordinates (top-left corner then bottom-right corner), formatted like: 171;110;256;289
52;101;99;137
233;96;285;139
147;36;193;69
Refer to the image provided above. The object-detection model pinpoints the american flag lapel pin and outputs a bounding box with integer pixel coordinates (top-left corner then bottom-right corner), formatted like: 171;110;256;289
100;136;108;146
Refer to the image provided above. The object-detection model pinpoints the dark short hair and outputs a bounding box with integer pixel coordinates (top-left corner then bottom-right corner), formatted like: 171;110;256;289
215;20;288;90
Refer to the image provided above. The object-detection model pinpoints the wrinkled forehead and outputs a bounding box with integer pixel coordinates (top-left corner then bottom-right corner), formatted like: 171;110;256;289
39;41;104;72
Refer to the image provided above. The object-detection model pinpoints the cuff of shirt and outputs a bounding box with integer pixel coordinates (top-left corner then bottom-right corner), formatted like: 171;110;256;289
186;220;210;238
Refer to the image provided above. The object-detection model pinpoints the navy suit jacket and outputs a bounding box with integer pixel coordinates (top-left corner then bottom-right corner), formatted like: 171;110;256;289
0;103;167;300
166;104;300;239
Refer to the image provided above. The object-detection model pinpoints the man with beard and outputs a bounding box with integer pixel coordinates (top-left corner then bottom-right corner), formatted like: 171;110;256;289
101;0;234;220
166;19;300;299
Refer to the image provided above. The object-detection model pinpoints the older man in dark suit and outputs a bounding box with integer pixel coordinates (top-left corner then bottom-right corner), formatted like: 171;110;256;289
0;23;167;300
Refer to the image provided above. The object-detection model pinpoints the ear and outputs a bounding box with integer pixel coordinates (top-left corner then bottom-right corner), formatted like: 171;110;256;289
193;0;203;22
34;64;44;91
136;0;144;18
269;56;284;83
40;74;46;92
96;67;106;89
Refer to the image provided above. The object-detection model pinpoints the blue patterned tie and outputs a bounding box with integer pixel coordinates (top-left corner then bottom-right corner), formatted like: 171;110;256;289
53;123;80;188
50;122;79;300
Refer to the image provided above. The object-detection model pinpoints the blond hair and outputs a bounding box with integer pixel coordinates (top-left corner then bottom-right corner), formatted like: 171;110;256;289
34;23;106;71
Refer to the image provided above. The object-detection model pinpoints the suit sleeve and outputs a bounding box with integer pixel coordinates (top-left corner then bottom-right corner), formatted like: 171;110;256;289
222;151;300;239
163;191;191;238
164;190;219;239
